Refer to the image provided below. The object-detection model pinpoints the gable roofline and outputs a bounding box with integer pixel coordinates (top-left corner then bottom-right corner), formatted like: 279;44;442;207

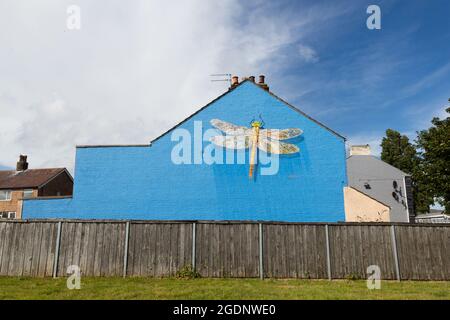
150;79;345;144
76;79;346;149
346;186;392;209
347;155;411;177
262;84;346;140
37;168;74;188
150;83;240;144
76;144;150;149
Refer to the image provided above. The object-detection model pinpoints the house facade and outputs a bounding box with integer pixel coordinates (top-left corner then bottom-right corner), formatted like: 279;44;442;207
0;155;74;219
415;209;450;224
345;145;414;222
22;77;348;222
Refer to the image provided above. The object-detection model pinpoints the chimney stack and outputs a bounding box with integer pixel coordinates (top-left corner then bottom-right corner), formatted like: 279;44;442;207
230;76;239;89
350;145;371;156
248;76;255;82
16;155;29;171
257;75;269;91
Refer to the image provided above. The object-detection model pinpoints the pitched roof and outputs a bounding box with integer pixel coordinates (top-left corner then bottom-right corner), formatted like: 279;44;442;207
77;79;345;149
150;79;345;144
0;168;68;189
347;155;410;177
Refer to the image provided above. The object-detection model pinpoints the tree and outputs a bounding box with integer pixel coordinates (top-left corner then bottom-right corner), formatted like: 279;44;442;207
381;129;417;174
380;129;433;213
415;106;450;212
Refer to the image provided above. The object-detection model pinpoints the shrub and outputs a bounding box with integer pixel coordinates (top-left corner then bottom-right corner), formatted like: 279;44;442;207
175;265;201;279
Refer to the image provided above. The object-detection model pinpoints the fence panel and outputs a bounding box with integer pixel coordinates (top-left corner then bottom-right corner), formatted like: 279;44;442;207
395;225;450;280
263;224;328;278
0;221;57;277
328;225;396;279
57;221;126;277
127;222;192;277
196;223;259;277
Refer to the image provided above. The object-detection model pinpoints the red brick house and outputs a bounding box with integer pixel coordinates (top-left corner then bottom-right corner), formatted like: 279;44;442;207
0;155;73;219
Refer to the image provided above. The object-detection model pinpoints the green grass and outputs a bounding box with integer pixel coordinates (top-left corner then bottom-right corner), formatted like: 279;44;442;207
0;277;449;300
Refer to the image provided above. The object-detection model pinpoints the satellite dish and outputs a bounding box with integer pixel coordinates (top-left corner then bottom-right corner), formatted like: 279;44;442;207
393;181;398;190
392;192;399;202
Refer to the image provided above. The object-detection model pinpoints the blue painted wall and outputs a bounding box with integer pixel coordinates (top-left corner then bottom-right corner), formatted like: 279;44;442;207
23;81;347;222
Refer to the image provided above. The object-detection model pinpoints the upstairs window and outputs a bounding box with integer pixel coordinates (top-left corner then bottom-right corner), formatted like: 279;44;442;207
23;189;34;199
0;190;12;201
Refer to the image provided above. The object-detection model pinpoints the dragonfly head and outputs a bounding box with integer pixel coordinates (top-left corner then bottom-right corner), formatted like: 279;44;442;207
250;120;264;128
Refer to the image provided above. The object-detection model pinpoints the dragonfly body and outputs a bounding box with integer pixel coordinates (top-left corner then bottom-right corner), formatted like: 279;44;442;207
210;119;302;178
249;122;261;178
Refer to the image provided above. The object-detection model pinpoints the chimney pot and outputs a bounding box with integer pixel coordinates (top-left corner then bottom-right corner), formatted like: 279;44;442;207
231;76;239;86
257;75;269;91
16;154;29;171
350;145;371;156
258;75;265;84
248;76;255;82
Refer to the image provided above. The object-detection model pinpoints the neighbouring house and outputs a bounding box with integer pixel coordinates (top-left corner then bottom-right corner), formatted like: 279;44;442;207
0;155;73;219
415;209;450;224
344;145;414;222
21;76;348;222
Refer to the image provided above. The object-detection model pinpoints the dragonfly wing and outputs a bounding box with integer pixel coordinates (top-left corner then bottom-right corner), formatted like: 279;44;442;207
261;128;303;140
210;119;253;136
258;137;299;154
211;135;252;150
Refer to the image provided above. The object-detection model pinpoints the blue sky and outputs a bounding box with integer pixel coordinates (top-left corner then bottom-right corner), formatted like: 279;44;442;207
0;0;449;170
261;0;450;152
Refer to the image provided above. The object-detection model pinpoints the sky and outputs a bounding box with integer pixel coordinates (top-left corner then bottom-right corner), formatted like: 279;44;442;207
0;0;449;172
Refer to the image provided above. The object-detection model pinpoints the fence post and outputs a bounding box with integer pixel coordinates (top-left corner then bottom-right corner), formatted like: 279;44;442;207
325;224;332;280
192;222;196;271
123;221;130;278
52;221;62;279
259;223;264;280
390;225;401;281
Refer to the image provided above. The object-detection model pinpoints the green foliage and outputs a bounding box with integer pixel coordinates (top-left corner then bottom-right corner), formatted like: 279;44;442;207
415;107;450;212
345;273;362;281
175;265;201;279
380;129;433;212
380;103;450;213
381;129;417;174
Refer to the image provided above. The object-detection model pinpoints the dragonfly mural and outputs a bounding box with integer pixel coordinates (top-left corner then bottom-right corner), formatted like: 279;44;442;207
210;118;303;178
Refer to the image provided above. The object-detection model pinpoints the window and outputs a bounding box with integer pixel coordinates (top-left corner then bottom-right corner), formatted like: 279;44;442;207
0;190;12;201
0;212;16;219
23;189;34;199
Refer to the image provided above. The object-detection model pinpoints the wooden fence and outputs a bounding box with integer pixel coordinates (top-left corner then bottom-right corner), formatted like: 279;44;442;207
0;220;449;280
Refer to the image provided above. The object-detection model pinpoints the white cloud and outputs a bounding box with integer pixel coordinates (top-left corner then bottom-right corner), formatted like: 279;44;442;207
0;0;350;172
298;44;319;63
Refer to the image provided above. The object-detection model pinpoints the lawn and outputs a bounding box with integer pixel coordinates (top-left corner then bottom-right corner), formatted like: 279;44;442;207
0;277;449;300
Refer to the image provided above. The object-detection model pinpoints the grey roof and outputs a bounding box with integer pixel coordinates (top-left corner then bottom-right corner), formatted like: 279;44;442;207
347;155;410;177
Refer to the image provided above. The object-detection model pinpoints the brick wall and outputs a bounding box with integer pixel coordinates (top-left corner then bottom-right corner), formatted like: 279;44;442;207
0;189;38;219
